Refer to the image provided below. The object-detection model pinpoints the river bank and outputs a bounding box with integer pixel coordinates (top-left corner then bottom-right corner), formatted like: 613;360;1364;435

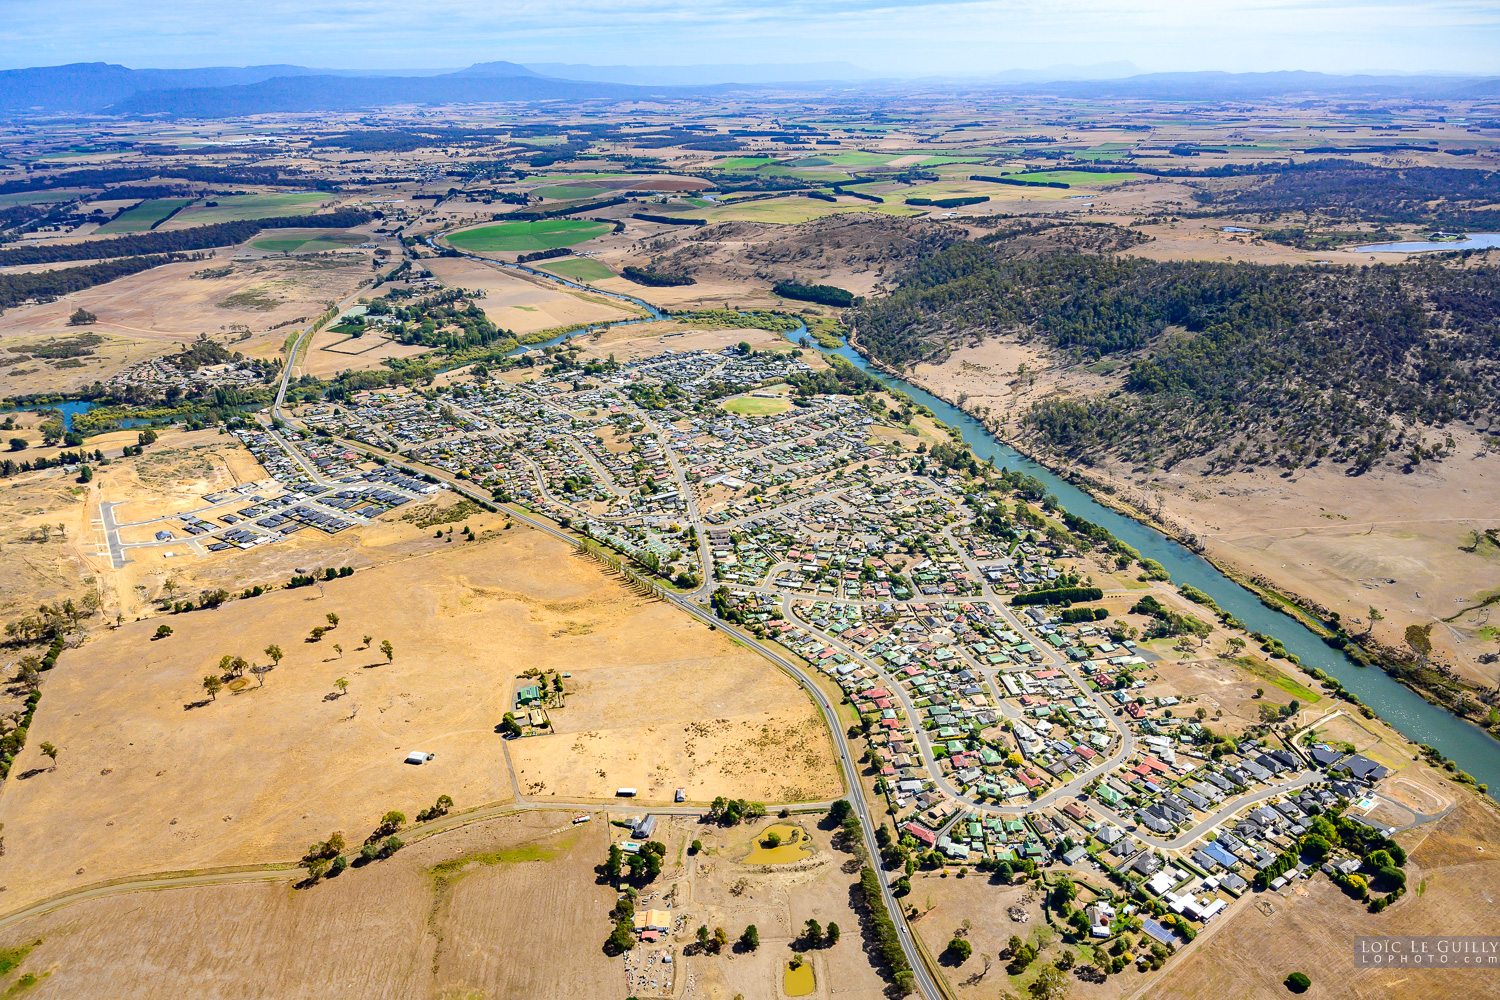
827;328;1500;798
858;330;1500;723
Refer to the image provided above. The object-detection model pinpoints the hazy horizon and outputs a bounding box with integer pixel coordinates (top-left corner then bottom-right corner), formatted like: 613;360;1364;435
4;0;1499;77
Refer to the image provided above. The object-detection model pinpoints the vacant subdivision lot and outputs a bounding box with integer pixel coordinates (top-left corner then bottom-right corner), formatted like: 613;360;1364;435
0;525;839;909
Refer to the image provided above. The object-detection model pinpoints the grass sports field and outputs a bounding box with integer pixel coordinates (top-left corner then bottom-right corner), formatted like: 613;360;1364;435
446;219;611;253
721;395;791;416
169;192;330;226
96;198;194;233
249;229;363;253
536;257;615;282
1008;169;1142;186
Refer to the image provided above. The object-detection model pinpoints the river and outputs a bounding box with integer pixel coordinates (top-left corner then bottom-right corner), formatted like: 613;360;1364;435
455;241;1500;799
806;334;1500;799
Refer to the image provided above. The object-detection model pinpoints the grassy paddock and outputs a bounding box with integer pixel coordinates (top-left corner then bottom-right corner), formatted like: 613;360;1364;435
1236;655;1322;703
700;200;919;225
96;198;195;233
170;192;330;225
250;229;362;253
536;257;615;282
446;219;610;253
1009;170;1143;186
532;184;610;201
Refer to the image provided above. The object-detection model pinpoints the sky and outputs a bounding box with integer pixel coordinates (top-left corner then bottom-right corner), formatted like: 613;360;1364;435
3;0;1499;76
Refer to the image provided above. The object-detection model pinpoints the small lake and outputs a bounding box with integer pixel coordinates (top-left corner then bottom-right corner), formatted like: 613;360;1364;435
1358;233;1500;253
2;399;163;432
1;399;97;431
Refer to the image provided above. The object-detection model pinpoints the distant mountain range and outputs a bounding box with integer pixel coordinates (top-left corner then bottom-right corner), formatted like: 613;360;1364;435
1;61;1495;118
521;62;875;86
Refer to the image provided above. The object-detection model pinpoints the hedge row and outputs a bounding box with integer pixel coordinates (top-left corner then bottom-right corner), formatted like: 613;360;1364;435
1012;586;1104;607
905;195;990;208
0;689;42;780
517;247;572;263
632;213;706;226
972;174;1072;190
506;196;628;221
857;866;913;988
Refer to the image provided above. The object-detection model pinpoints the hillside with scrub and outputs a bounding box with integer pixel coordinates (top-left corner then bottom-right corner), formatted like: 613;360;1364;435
851;243;1500;475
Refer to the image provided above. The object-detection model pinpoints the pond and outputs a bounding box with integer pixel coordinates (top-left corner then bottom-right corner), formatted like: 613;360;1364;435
0;399;97;431
744;823;812;864
1357;233;1500;253
1;399;160;433
784;961;815;997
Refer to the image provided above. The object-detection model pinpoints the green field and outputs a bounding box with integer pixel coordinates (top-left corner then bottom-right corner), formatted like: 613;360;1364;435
1236;656;1322;704
96;198;195;233
446;219;611;253
532;184;610;201
529;173;635;182
900;180;1007;199
0;189;84;206
700;198;921;225
914;154;989;165
796;151;894;167
536;257;615;282
169;192;330;226
1008;170;1143;186
714;156;778;170
710;155;853;182
721;395;791;416
249;229;363;253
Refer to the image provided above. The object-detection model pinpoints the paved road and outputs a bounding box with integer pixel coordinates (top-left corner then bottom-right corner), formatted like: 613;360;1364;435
99;500;128;569
272;287;370;421
1091;771;1321;850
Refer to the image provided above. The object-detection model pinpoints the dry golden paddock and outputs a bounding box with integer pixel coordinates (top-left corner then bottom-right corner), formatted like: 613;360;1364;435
0;525;840;910
0;808;884;1000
